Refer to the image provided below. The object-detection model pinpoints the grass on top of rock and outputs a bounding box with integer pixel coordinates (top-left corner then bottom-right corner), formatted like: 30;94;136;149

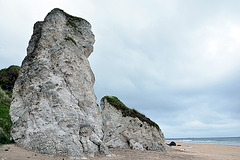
103;96;160;131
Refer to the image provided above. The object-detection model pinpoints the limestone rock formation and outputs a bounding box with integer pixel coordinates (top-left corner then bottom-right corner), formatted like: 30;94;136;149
10;8;110;158
101;96;167;152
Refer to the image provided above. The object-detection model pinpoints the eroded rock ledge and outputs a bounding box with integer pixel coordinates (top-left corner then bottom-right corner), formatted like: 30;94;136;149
101;96;167;152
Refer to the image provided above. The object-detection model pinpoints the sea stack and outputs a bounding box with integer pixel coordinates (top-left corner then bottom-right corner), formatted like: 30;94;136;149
10;8;110;158
101;96;167;151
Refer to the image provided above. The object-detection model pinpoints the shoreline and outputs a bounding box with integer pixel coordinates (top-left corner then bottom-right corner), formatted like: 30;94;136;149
166;140;240;146
165;137;240;146
1;142;240;160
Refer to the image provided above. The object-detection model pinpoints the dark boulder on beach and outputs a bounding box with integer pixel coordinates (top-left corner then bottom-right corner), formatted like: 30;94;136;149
169;141;176;146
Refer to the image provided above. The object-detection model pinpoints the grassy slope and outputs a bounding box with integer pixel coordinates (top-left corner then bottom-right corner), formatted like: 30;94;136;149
0;86;13;144
103;96;160;131
0;65;20;144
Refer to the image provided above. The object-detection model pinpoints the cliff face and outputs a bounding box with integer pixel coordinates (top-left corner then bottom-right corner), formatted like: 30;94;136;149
10;8;110;158
101;96;167;152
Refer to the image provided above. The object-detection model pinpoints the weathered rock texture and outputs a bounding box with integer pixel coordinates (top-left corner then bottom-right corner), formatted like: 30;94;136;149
101;96;167;152
10;8;110;158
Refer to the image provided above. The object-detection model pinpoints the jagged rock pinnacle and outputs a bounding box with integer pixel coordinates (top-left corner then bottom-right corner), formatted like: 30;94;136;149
10;8;110;159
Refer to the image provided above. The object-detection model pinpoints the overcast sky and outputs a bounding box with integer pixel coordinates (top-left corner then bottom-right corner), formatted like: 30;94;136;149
1;0;240;138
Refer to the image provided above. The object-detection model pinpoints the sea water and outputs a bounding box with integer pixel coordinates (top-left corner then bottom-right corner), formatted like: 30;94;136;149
166;137;240;145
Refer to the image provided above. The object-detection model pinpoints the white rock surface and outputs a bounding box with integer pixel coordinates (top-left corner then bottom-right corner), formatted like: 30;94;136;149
10;8;110;159
101;97;167;152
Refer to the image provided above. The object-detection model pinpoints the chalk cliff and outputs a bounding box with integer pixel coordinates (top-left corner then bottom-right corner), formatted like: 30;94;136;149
10;8;110;158
101;96;167;152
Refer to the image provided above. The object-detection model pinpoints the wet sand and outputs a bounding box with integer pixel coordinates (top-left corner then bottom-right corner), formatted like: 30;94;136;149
1;142;240;160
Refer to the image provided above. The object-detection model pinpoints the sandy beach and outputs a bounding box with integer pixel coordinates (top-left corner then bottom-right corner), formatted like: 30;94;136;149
1;142;240;160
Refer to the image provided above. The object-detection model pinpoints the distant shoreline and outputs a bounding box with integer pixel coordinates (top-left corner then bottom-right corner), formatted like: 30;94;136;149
166;136;240;145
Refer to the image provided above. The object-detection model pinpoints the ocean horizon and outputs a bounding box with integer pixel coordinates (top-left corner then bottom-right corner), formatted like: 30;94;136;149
166;137;240;146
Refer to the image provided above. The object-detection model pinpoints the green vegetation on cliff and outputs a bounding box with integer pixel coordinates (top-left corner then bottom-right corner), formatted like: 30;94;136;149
0;65;20;144
65;36;77;45
0;65;20;96
0;86;13;144
103;96;160;131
